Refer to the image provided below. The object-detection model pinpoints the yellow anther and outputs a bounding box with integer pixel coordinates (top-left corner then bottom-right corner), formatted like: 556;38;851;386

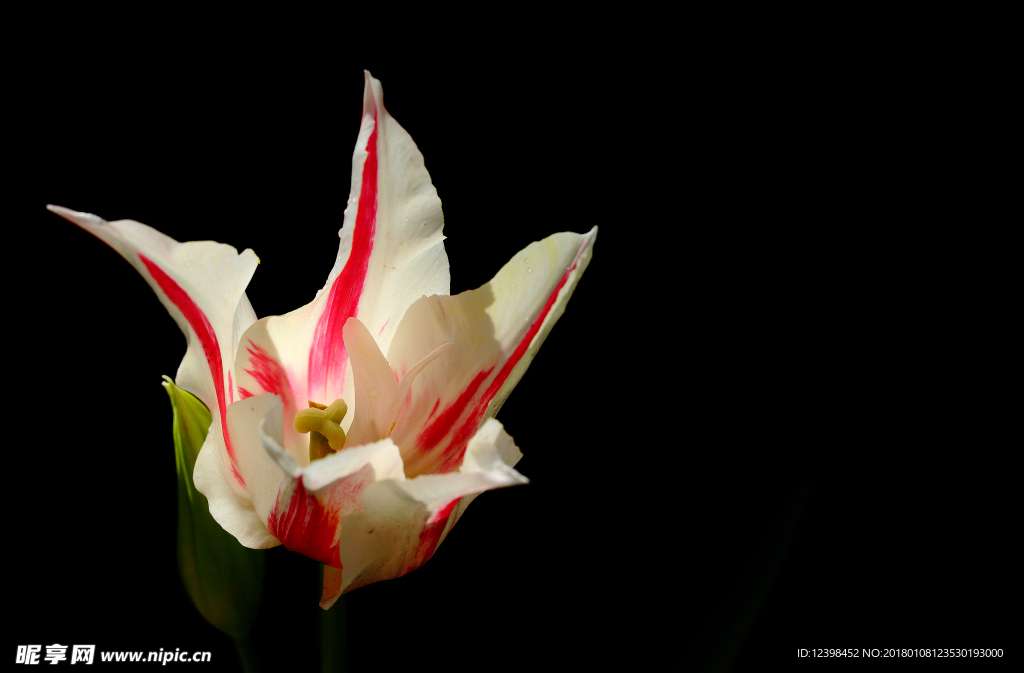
293;399;348;462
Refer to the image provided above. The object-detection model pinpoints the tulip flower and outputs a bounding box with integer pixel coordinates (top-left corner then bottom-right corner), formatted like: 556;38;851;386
50;71;596;608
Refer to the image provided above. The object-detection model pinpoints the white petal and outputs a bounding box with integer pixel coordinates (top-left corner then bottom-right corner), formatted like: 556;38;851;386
49;204;264;536
233;71;448;435
334;419;525;594
461;417;524;473
387;228;597;476
342;317;400;448
192;421;281;549
260;434;405;569
48;205;258;416
300;438;405;493
192;393;285;548
342;317;454;450
392;341;455;422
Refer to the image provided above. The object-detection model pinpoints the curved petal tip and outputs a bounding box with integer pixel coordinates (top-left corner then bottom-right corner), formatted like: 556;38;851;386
47;204;105;227
362;70;382;119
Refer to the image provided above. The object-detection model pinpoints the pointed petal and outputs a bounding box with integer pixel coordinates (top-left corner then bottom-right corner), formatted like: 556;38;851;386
343;317;399;448
387;228;597;476
48;205;259;492
234;71;448;427
335;419;526;593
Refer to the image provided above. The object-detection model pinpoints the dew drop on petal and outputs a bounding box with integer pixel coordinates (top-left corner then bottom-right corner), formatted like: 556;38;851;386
369;387;378;398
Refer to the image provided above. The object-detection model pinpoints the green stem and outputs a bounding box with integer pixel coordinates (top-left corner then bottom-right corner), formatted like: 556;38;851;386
233;631;261;673
320;565;348;673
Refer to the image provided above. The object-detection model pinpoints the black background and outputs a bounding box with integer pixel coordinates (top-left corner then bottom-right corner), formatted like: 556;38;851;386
7;13;1014;672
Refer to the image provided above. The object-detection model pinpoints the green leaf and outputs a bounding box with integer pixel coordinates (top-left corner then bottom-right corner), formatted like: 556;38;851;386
164;376;265;640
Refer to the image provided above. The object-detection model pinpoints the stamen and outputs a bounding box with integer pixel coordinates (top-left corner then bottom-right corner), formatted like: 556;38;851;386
293;399;348;462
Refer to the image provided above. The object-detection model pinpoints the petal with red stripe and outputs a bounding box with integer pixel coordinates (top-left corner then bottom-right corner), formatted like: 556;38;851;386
263;433;406;568
387;228;597;477
328;418;526;598
48;205;267;539
233;71;448;448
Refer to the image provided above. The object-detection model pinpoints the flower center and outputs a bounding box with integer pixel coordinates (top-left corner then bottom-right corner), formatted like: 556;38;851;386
293;399;348;463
